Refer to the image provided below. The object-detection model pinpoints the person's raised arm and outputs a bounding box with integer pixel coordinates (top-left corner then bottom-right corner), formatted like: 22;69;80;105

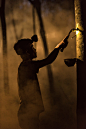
35;35;69;69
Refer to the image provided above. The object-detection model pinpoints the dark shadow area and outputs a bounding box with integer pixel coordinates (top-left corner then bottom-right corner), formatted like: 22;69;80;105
0;0;76;129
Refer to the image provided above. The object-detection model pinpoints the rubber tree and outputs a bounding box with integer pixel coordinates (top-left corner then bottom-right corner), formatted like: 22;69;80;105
74;0;86;128
0;0;9;94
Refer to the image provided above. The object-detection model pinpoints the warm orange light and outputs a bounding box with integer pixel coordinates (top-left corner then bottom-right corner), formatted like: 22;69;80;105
71;28;80;39
76;23;79;35
76;29;79;35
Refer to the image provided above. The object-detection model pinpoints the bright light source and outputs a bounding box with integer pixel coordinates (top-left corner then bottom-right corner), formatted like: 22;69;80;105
76;30;79;35
71;28;80;39
76;28;79;35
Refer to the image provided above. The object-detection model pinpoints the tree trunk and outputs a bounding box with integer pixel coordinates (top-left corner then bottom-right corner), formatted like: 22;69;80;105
74;0;86;128
1;0;9;94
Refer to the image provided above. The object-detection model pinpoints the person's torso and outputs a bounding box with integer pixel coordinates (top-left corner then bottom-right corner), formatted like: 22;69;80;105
18;61;44;112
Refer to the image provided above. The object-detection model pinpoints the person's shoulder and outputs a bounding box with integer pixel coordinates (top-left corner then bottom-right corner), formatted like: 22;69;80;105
18;60;40;68
18;61;30;69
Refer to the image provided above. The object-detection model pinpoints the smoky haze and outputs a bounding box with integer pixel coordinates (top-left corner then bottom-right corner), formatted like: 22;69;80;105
0;0;77;129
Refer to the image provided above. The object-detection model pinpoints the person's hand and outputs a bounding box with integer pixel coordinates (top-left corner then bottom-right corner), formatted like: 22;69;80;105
60;35;69;52
55;35;69;52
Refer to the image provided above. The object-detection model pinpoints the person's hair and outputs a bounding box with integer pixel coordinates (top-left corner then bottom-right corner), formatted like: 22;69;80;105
14;35;38;55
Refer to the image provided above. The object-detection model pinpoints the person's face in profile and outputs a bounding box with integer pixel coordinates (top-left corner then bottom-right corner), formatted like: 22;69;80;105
27;44;37;59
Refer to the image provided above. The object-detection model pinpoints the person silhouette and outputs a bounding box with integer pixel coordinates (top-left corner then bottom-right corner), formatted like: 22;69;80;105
14;34;69;129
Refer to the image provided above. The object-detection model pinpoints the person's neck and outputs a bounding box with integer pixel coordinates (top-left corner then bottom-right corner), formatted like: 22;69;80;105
23;58;32;61
20;54;32;61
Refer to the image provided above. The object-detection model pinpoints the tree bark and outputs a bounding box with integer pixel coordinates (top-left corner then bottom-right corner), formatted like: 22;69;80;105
74;0;86;128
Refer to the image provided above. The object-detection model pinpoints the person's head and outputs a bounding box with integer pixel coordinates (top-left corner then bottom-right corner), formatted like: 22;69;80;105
14;35;38;60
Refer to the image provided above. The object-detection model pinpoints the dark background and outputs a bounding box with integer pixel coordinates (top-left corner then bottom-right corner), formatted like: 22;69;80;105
0;0;77;129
